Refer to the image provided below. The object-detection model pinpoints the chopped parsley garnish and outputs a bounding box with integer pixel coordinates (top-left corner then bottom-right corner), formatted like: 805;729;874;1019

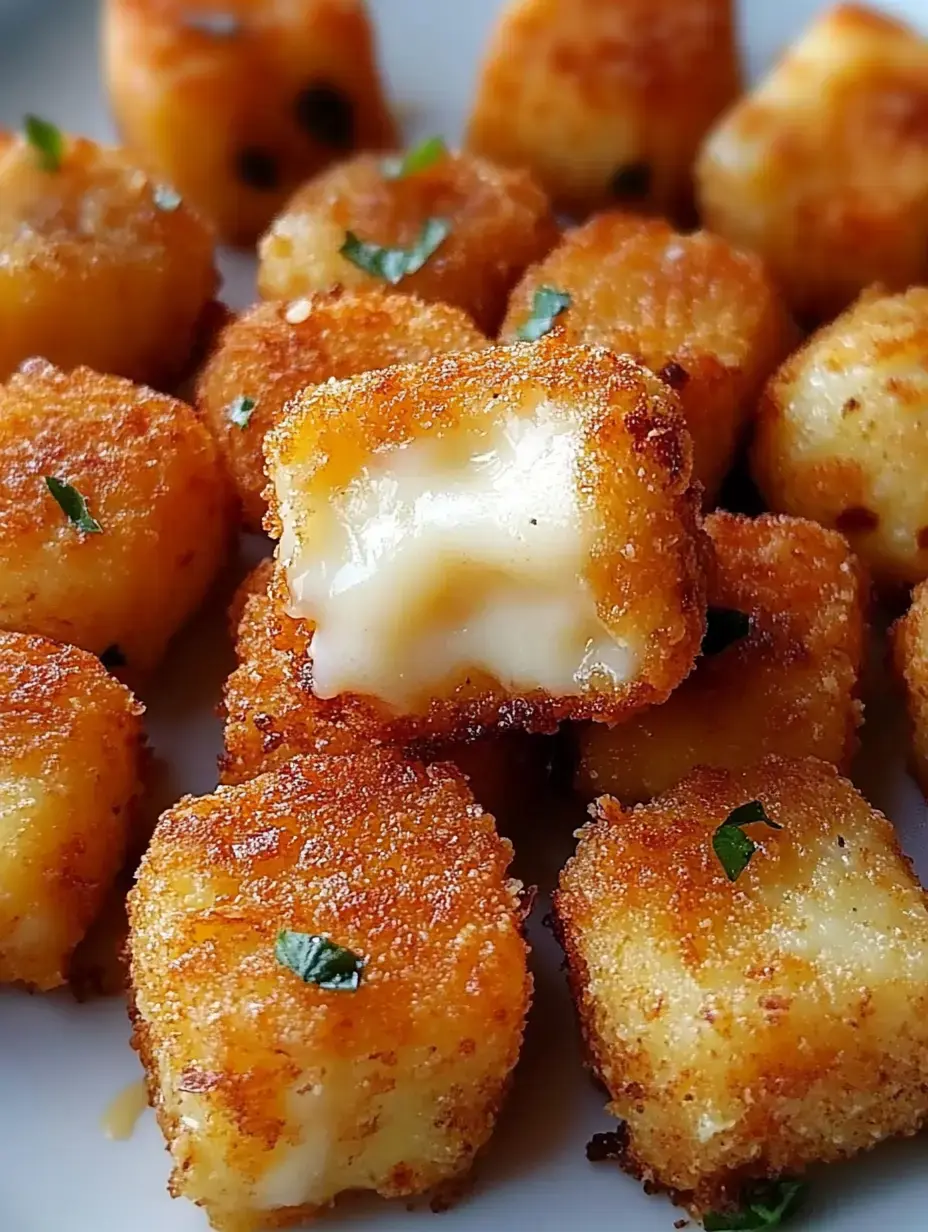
340;217;450;284
382;135;448;180
24;115;64;172
153;184;182;212
275;931;363;991
182;10;240;36
100;644;127;669
227;395;257;428
702;607;751;657
44;477;102;534
517;286;571;342
704;1178;806;1230
712;800;782;883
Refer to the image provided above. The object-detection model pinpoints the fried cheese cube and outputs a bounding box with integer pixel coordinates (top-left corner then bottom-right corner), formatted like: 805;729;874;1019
104;0;396;245
0;362;231;673
501;214;797;504
466;0;740;220
696;4;928;323
892;578;928;797
257;149;558;334
197;290;489;530
0;631;143;990
0;126;217;384
264;340;708;744
575;512;867;803
129;752;530;1230
752;286;928;591
555;756;928;1221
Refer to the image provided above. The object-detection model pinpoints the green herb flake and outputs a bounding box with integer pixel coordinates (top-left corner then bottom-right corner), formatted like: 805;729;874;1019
712;799;782;883
24;115;64;172
275;930;363;991
44;477;102;534
702;607;751;657
382;135;448;180
340;217;451;284
153;184;182;212
703;1178;806;1230
517;286;572;342
227;395;257;428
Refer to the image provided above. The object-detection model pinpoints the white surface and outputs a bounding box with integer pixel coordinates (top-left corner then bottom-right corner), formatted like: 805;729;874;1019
0;2;927;1230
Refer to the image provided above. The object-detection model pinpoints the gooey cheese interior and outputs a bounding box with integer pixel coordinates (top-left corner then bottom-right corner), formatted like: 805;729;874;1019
275;400;637;710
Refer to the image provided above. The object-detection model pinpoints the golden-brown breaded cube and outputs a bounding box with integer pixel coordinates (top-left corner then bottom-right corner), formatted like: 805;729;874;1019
501;214;798;503
892;579;928;797
257;149;558;334
265;339;708;744
0;631;143;990
197;290;489;530
0;361;231;673
129;751;530;1230
221;560;547;825
752;286;928;591
466;0;740;220
0;127;217;385
575;512;868;803
697;4;928;324
555;756;928;1221
104;0;396;246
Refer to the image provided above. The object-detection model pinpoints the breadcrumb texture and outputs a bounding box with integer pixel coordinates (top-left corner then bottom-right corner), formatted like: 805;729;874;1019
197;290;489;530
0;361;231;673
129;752;530;1231
696;3;928;323
752;286;928;590
555;756;928;1218
466;0;740;219
892;578;928;797
0;129;217;384
265;340;708;741
501;213;797;503
104;0;396;245
0;631;143;990
257;150;558;334
576;512;867;803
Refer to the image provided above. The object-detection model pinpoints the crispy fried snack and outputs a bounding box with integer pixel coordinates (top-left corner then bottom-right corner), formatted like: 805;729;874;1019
892;578;928;796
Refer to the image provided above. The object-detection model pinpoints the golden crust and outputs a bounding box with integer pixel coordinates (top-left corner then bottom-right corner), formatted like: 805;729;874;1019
466;0;740;220
892;578;928;796
104;0;396;245
129;752;530;1230
0;361;232;673
752;286;928;590
257;150;558;334
0;630;144;990
696;3;928;323
0;130;217;385
555;756;928;1218
264;339;708;740
575;512;868;803
197;289;489;530
501;213;798;502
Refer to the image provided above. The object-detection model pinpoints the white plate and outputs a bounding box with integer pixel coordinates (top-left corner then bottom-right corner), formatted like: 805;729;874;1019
1;2;927;1230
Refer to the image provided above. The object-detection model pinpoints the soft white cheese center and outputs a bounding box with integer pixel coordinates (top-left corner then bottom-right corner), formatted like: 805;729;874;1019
277;403;635;709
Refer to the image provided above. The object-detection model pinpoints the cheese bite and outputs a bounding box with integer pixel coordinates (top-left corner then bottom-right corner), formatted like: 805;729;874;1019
129;751;530;1231
575;513;867;803
0;126;216;385
104;0;396;245
501;214;797;503
264;340;708;743
0;361;231;674
197;290;489;530
892;578;928;797
697;3;928;323
752;286;928;591
257;148;558;334
466;0;740;220
555;757;928;1222
0;631;143;990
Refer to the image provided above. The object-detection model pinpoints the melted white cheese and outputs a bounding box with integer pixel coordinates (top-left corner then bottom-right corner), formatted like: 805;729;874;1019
277;403;636;710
